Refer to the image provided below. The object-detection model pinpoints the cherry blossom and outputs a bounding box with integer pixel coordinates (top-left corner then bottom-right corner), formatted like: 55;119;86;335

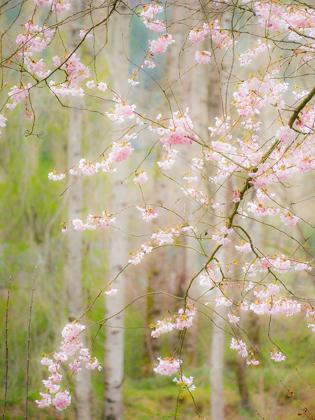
136;206;158;222
52;391;71;410
230;338;248;358
149;34;175;54
235;241;251;253
153;357;182;376
195;50;211;64
173;375;196;392
269;350;286;362
104;288;118;296
134;171;148;185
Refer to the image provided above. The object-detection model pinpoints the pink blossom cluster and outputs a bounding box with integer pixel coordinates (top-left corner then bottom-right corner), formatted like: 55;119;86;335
0;115;7;137
106;96;136;124
230;338;248;358
128;243;153;265
253;283;280;299
36;322;101;410
152;109;196;146
306;307;315;333
280;210;299;227
86;80;108;91
269;350;286;362
134;171;148;185
250;298;301;316
157;144;179;170
247;200;280;217
189;24;210;43
48;141;134;182
173;375;196;392
228;313;240;324
16;22;55;57
235;241;251;253
48;171;66;181
153;357;182;376
199;267;217;288
149;34;175;54
233;70;288;119
49;53;90;97
195;50;211;64
182;185;209;207
216;296;233;307
79;29;93;40
258;255;309;274
7;83;32;110
26;58;51;79
254;1;315;43
128;223;194;265
212;226;234;246
140;4;165;32
71;211;117;231
239;40;270;67
136;206;158;222
209;20;234;49
34;0;74;14
151;230;174;245
151;306;196;338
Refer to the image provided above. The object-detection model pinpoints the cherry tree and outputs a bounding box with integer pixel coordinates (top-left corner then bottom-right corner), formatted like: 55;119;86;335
2;0;315;417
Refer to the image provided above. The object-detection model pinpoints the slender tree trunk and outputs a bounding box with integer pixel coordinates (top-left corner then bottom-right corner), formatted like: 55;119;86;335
143;171;168;369
65;5;92;419
235;354;255;412
104;5;129;419
210;293;225;420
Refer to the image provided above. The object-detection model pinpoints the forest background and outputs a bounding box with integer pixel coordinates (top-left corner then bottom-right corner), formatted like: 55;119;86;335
1;0;315;419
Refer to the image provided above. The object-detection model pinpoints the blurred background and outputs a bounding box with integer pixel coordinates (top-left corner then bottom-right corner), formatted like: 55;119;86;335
1;0;315;419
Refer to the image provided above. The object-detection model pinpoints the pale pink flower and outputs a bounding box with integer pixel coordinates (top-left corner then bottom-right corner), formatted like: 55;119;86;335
61;322;85;340
48;171;66;181
230;338;248;358
269;350;286;362
134;171;148;185
216;297;233;307
52;390;71;410
109;142;134;163
86;80;96;89
173;375;196;392
104;288;118;296
151;231;174;245
79;29;93;40
151;321;174;338
41;357;53;366
136;206;158;222
97;82;108;92
195;50;211;64
42;380;60;393
69;359;82;372
149;34;174;54
153;357;182;376
36;393;51;408
235;242;251;253
228;313;240;324
280;210;299;227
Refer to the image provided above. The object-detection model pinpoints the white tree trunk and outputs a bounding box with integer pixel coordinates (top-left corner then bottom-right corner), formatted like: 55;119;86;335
104;5;129;419
210;288;225;420
65;4;92;418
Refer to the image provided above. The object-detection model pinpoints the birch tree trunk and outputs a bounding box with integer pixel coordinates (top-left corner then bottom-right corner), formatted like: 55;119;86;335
209;25;231;419
104;5;129;419
65;3;92;419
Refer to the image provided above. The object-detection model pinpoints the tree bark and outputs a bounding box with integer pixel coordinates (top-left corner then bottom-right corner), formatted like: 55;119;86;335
65;4;92;419
104;5;129;419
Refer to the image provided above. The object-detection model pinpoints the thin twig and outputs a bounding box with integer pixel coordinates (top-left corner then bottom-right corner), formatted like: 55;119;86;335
2;276;11;420
25;268;37;420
